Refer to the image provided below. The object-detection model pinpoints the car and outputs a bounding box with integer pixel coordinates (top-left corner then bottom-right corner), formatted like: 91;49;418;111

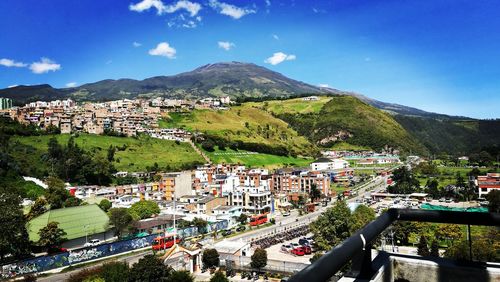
236;225;246;232
47;246;68;254
439;198;445;202
291;242;300;249
298;238;310;246
291;247;305;256
282;212;290;217
222;229;232;236
84;239;101;247
281;244;293;253
302;245;312;255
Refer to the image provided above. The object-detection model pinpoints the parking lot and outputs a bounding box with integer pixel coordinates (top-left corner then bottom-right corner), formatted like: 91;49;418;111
264;233;314;264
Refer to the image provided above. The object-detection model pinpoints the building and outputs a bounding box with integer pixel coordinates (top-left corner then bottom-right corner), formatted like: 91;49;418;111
310;158;349;171
273;170;331;198
132;214;185;234
27;204;113;248
159;171;193;200
477;173;500;198
0;98;12;110
189;196;227;215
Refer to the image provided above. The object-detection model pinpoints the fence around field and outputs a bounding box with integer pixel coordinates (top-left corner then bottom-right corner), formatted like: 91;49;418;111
220;254;309;274
1;220;228;279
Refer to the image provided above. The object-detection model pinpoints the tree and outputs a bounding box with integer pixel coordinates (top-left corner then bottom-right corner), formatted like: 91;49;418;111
45;176;69;209
192;217;208;233
310;201;352;251
129;200;160;220
92;154;114;186
0;187;31;261
388;166;419;194
309;183;321;202
129;254;172;282
237;213;248;225
100;261;129;282
27;197;48;220
108;208;133;237
430;240;440;257
38;221;67;249
202;248;220;268
250;248;267;269
425;179;440;199
210;271;229;282
486;190;500;213
435;224;462;242
310;252;323;263
350;205;375;233
64;196;82;207
98;199;112;212
166;270;194;282
417;235;430;256
107;145;116;162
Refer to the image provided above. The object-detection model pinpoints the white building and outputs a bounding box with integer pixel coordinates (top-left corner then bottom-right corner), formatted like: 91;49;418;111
310;158;349;171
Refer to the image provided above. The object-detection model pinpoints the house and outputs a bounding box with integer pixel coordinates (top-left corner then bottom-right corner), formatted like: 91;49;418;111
27;205;113;248
132;214;185;234
477;173;500;198
211;205;242;228
310;158;349;171
192;196;227;215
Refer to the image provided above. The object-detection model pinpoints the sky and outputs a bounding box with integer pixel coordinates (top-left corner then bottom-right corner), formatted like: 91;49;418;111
0;0;499;118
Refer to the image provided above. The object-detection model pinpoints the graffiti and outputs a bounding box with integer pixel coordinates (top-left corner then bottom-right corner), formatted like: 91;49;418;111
0;220;229;278
1;262;37;278
68;248;103;264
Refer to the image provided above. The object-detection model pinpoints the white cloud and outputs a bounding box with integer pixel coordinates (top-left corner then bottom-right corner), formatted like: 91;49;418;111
133;41;142;47
66;82;78;88
209;0;256;19
165;0;201;16
264;52;296;65
149;42;177;59
265;0;271;7
0;58;27;68
218;41;235;51
129;0;166;14
29;58;61;74
318;84;329;88
8;85;18;88
272;34;279;40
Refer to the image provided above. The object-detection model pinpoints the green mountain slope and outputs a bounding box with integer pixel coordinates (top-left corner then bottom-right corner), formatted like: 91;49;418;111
270;96;428;154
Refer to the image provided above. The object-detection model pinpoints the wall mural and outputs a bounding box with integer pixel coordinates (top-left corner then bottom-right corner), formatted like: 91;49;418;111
1;219;228;278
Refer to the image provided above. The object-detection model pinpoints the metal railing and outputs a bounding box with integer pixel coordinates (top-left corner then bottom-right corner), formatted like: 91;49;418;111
288;209;500;282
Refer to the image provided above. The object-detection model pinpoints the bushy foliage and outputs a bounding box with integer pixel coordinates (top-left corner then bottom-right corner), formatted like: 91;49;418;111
250;248;268;269
202;248;220;268
129;200;160;220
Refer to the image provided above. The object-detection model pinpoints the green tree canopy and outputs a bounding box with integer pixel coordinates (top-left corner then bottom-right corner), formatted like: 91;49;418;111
250;248;268;269
202;248;220;268
98;199;112;212
129;254;172;282
210;271;229;282
309;183;321;202
129;200;160;220
108;208;133;237
166;270;194;282
486;190;500;213
27;197;48;220
237;213;248;225
310;201;352;251
350;204;376;233
417;235;430;256
430;240;440;257
45;176;69;209
99;261;130;282
38;221;67;249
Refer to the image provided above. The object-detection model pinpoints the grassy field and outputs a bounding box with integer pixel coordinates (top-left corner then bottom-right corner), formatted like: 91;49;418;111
203;146;312;169
249;96;332;115
159;104;315;156
12;134;205;172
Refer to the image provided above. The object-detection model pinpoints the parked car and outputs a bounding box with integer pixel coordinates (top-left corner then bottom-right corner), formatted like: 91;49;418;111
281;244;293;253
302;245;312;255
291;247;305;256
236;226;246;232
222;229;233;236
291;242;300;248
84;239;101;247
298;238;310;246
282;212;291;217
47;246;68;255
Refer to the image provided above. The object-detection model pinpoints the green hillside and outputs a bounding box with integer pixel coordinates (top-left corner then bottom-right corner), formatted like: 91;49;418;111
269;96;428;154
248;96;332;114
11;134;204;172
159;104;317;156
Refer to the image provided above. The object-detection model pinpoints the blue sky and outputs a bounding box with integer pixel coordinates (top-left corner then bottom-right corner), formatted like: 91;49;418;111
0;0;499;118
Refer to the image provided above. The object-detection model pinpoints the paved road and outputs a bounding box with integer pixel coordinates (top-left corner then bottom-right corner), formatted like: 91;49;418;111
38;250;152;282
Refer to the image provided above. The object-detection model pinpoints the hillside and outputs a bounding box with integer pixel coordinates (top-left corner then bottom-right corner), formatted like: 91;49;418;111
268;96;428;154
159;104;317;156
394;115;500;155
11;134;205;172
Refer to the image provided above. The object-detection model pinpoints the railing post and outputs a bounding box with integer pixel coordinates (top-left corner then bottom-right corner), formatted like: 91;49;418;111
348;243;373;279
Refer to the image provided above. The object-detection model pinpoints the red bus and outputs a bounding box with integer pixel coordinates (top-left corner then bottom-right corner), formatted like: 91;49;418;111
152;234;181;251
249;214;268;226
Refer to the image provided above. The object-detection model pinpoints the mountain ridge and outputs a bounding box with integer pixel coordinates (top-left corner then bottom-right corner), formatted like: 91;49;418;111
0;61;468;119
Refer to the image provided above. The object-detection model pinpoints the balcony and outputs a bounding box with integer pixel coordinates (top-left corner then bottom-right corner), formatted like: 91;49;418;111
289;209;500;282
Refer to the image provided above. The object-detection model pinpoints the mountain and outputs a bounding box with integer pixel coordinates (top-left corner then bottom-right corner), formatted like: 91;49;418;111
272;96;428;154
0;61;452;119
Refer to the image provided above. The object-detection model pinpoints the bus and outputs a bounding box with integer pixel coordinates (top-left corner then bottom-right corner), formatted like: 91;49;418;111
152;233;181;251
249;214;268;226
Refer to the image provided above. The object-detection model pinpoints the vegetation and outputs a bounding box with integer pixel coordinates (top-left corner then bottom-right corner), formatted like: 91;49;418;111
486;190;500;213
274;96;427;154
12;134;204;173
98;199;112;212
128;254;172;281
417;235;430;256
108;208;134;237
387;166;420;194
38;221;67;249
210;271;229;282
250;248;268;269
128;200;160;220
202;248;220;269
